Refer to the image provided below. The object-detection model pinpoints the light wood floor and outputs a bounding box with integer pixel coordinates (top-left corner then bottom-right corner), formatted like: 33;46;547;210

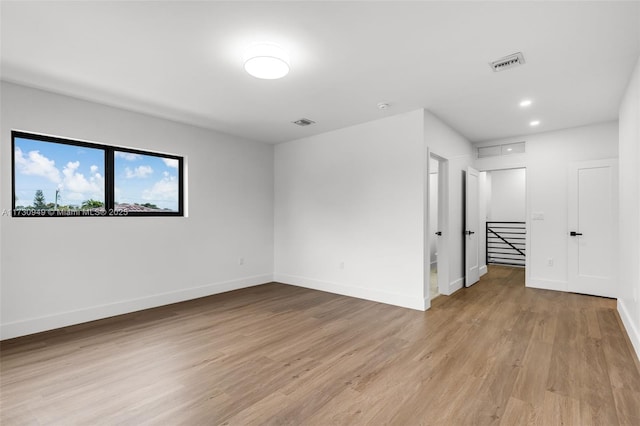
2;266;639;425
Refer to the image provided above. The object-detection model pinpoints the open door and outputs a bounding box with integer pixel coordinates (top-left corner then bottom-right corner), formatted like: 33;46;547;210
465;166;480;287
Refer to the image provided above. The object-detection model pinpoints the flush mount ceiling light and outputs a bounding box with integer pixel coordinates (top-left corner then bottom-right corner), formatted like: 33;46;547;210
243;43;290;79
529;120;541;127
519;99;532;107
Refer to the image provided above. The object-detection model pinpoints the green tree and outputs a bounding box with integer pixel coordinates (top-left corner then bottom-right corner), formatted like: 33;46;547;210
81;199;104;210
141;203;159;209
33;190;46;209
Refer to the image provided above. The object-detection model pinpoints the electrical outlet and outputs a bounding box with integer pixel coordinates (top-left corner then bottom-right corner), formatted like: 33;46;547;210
339;261;345;270
239;257;245;265
547;258;553;267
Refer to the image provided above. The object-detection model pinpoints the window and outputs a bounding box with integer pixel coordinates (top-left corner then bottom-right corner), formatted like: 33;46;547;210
12;131;183;217
477;141;526;158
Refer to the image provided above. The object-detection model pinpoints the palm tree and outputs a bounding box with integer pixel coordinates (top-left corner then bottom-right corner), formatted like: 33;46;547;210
81;199;104;209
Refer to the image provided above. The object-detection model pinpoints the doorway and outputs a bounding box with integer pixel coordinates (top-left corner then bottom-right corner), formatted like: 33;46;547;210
479;167;527;280
428;153;449;301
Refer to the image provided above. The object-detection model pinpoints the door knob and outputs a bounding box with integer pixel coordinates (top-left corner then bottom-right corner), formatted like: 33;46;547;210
570;231;583;236
465;230;475;235
435;231;442;236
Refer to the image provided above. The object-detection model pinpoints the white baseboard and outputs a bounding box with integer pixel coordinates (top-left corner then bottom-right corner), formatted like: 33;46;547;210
0;274;272;340
526;278;567;292
424;296;432;310
441;277;464;296
480;265;488;276
274;273;427;311
618;299;640;363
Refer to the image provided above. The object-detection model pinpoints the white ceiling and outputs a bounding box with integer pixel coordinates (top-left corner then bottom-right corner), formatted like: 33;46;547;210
2;1;639;144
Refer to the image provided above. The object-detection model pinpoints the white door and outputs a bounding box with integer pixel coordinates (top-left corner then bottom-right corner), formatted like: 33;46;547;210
465;166;480;287
568;160;617;298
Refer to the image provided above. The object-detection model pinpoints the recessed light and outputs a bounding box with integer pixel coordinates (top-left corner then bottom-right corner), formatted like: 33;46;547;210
519;99;532;107
529;120;540;127
243;43;290;80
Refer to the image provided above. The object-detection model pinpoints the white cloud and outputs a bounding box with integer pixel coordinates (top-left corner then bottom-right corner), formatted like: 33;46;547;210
14;147;61;183
61;161;103;194
142;174;178;208
64;160;80;172
115;152;141;161
162;158;179;169
125;165;153;179
90;165;98;173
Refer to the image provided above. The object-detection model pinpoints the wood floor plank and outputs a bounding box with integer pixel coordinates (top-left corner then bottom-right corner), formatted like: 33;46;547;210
1;266;638;425
610;387;640;426
578;337;620;425
500;397;539;426
511;339;553;406
542;390;581;425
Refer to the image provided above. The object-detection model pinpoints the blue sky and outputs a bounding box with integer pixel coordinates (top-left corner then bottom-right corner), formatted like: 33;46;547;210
114;151;179;210
14;137;104;207
14;138;180;211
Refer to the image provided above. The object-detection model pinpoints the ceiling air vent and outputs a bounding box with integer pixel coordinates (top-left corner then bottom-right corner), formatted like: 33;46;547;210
293;118;316;127
489;52;525;72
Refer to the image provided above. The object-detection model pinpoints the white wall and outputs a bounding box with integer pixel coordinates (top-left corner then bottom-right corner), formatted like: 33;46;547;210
617;56;640;361
0;82;274;339
274;110;427;310
424;111;476;294
487;168;526;222
476;121;618;293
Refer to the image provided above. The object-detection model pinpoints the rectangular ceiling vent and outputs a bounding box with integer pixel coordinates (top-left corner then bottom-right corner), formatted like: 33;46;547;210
293;118;316;127
489;52;525;72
